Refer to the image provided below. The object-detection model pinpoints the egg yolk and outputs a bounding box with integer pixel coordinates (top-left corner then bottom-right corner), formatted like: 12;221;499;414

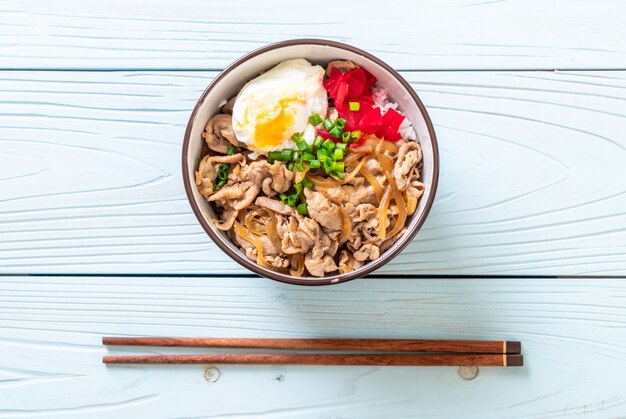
253;98;298;149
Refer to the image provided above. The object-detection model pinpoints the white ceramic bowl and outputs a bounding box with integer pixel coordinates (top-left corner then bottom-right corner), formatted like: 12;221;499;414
183;39;439;285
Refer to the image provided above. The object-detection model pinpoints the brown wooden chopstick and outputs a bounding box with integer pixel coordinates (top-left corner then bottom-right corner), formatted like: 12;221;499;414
103;353;523;366
102;337;521;354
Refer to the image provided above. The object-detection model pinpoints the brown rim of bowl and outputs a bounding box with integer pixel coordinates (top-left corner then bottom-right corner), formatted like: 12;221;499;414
182;38;439;286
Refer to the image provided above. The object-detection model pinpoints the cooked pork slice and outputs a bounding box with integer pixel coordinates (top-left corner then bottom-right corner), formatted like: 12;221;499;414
353;242;380;262
242;160;293;196
392;141;422;191
221;97;236;114
214;207;238;231
343;184;377;206
195;153;245;197
325;60;357;76
208;181;260;211
305;254;338;277
304;189;343;234
277;214;318;255
255;196;294;215
338;250;363;273
202;114;244;153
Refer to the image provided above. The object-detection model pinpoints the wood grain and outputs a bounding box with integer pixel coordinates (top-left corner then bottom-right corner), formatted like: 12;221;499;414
103;353;522;366
3;0;626;70
1;70;625;275
102;337;521;353
0;276;623;417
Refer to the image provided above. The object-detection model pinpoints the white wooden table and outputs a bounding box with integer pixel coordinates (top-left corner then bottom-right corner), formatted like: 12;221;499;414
1;1;626;417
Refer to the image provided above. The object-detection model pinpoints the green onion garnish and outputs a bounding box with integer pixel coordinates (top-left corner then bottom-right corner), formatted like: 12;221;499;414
268;151;282;162
281;149;293;160
351;131;361;141
296;203;309;215
302;178;314;189
335;118;347;129
349;102;360;111
316;148;328;159
334;171;345;180
309;159;321;169
308;114;323;126
296;161;305;171
329;126;343;138
227;145;238;155
333;149;344;161
302;152;314;161
341;131;351;143
296;139;309;151
291;132;303;142
334;161;345;173
336;142;347;151
323;119;333;131
321;139;336;152
288;161;294;170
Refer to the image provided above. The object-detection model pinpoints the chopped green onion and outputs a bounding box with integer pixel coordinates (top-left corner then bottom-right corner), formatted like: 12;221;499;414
322;139;336;152
292;151;300;161
316;148;328;159
335;118;347;129
288;161;294;170
296;203;309;215
302;178;314;189
296;161;305;171
334;171;345;180
336;142;347;151
279;193;288;202
329;126;343;138
268;151;282;162
291;132;303;142
308;113;323;126
313;136;324;148
227;145;238;155
217;178;227;187
309;159;321;169
349;101;360;111
333;148;344;161
281;149;293;160
334;161;345;173
341;131;351;143
322;159;334;173
286;195;298;207
296;139;309;151
323;119;333;131
302;152;314;161
295;182;303;195
351;131;361;141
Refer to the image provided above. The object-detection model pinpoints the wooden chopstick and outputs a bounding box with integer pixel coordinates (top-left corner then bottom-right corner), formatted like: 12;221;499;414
102;337;521;354
103;353;523;366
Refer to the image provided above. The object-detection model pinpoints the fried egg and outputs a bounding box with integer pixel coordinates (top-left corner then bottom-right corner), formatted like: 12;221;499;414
232;58;327;155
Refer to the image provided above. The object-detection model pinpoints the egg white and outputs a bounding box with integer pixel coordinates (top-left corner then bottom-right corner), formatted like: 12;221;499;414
232;58;327;154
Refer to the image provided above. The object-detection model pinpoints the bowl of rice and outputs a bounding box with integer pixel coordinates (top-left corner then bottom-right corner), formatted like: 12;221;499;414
182;39;439;285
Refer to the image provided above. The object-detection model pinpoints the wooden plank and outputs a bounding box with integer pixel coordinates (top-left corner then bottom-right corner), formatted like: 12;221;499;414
2;0;626;70
0;276;624;417
1;70;626;275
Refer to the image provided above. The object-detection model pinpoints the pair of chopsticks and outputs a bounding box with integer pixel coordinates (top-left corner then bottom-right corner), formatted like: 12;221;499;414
102;337;523;367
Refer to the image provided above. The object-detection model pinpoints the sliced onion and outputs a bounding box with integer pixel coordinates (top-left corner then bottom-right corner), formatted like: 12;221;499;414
339;207;352;245
359;163;385;202
385;172;407;238
406;192;418;216
377;186;392;240
234;221;269;268
375;139;395;172
290;253;305;277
